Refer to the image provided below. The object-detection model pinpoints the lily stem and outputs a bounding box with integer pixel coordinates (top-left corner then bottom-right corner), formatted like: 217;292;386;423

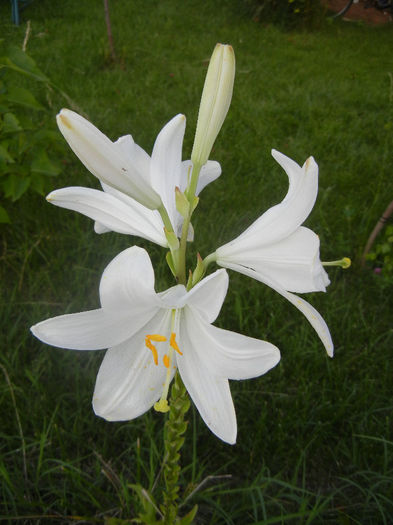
176;163;202;285
162;371;191;523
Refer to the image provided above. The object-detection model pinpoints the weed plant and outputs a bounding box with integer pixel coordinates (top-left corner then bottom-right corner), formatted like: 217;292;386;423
0;0;393;523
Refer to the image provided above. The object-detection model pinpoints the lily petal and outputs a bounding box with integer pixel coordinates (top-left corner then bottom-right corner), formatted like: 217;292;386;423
186;269;229;323
112;134;151;183
184;307;280;379
56;109;161;209
177;327;237;444
47;187;167;247
217;227;329;293
93;310;172;420
180;160;222;195
222;150;318;251
218;262;333;356
99;246;158;311
31;309;136;350
150;114;186;228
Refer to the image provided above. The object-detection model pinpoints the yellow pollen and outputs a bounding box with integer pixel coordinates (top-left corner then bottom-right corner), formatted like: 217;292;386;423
163;354;170;368
170;332;182;355
145;334;167;366
147;334;167;342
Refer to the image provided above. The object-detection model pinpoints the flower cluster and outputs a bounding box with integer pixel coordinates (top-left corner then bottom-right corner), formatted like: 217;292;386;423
31;44;334;444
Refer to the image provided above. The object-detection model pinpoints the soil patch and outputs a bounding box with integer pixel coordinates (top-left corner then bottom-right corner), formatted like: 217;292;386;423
323;0;392;25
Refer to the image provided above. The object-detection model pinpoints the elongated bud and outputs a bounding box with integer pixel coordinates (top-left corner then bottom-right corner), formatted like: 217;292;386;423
191;44;235;167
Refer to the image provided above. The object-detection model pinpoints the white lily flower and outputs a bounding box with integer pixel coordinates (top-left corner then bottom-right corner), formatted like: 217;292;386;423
31;246;280;444
50;113;221;246
215;150;334;357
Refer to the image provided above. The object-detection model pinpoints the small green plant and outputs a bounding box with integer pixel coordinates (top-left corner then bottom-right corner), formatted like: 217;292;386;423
0;43;64;223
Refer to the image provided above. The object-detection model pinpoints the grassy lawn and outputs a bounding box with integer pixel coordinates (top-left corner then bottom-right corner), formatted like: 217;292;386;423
1;0;393;523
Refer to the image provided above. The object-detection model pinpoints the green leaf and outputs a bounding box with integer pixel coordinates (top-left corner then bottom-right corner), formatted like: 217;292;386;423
2;173;31;201
177;504;198;524
128;483;161;524
2;112;22;133
0;204;10;223
5;86;45;110
30;173;46;194
0;143;15;164
166;251;177;277
31;150;61;176
3;46;49;82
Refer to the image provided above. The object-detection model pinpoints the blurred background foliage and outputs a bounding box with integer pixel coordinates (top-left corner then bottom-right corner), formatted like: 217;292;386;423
241;0;326;28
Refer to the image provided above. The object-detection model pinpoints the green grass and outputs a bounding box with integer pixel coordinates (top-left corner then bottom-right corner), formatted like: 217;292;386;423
1;0;393;523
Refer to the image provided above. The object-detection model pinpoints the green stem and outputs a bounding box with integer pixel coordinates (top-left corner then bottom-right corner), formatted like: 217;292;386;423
176;163;202;285
162;372;190;524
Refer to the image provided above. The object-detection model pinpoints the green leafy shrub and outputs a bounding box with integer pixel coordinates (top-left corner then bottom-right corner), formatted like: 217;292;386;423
0;44;64;223
241;0;325;29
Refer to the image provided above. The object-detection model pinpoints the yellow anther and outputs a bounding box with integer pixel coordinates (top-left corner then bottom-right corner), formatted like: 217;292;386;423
170;332;182;355
163;354;170;368
154;399;170;413
147;334;167;342
145;334;167;366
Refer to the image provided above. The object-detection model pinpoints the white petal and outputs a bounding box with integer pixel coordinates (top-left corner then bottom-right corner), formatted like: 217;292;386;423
177;324;237;444
99;246;159;311
180;160;222;195
93;310;172;421
219;150;318;252
113;134;151;182
56;109;160;209
47;187;167;246
282;289;334;357
217;227;329;293
31;309;137;350
186;269;228;323
183;307;280;379
217;262;333;356
94;222;111;234
150;114;186;226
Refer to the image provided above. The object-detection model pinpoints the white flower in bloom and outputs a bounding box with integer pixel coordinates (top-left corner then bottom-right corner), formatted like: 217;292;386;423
31;246;280;444
215;150;333;356
50;112;221;246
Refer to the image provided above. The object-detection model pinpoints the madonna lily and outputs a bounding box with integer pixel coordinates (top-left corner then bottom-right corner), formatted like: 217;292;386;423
31;246;280;444
214;149;333;356
50;112;221;246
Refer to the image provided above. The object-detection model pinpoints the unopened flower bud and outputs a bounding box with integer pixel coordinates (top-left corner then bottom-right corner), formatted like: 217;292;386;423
191;44;235;167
